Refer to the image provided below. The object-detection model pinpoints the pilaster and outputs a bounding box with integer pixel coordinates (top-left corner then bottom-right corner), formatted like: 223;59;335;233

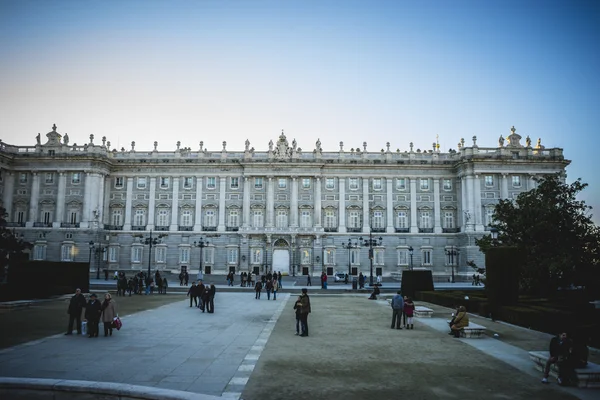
147;177;156;230
123;177;134;230
314;176;322;228
433;178;442;233
27;172;40;227
338;177;345;233
362;178;370;233
194;176;203;231
53;172;66;227
218;177;226;232
386;178;394;233
170;177;180;231
410;178;418;233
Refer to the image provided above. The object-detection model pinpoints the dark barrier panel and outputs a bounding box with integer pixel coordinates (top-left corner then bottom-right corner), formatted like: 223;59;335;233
5;261;89;299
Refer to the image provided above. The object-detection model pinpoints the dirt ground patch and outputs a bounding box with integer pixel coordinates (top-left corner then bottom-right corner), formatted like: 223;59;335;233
0;293;184;349
242;295;577;400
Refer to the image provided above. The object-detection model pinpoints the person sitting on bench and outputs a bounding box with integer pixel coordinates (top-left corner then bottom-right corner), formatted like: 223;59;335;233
541;331;572;385
449;306;469;337
368;284;381;300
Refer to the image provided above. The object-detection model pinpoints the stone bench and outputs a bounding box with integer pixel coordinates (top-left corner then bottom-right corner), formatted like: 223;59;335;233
414;306;433;317
529;351;600;388
447;320;487;338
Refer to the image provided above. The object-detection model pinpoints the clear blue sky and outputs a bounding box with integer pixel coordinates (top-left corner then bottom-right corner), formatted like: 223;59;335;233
1;0;598;222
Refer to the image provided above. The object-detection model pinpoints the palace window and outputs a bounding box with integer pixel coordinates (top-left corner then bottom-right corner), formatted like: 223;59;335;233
396;211;408;229
254;177;263;189
179;247;190;264
350;249;360;265
207;177;216;189
160;177;169;189
300;210;312;228
69;212;78;224
251;248;263;264
372;211;384;229
227;248;238;264
443;212;455;229
72;173;81;184
230;177;239;189
420;211;431;228
349;210;361;228
302;178;310;188
157;209;169;226
45;173;54;184
228;209;239;227
278;178;287;189
443;179;452;190
108;247;118;263
115;177;124;188
134;209;146;226
512;175;521;187
372;178;382;190
374;249;384;266
349;178;359;190
326;178;335;189
397;249;408;266
324;248;335;265
253;210;264;228
131;246;143;263
155;247;166;263
19;173;28;184
181;210;192;226
61;244;74;261
485;207;495;226
420;179;429;190
33;244;46;261
137;177;147;189
183;177;193;189
396;178;406;190
485;175;494;187
203;247;214;264
421;249;432;266
204;209;216;227
324;210;336;228
276;210;288;228
301;249;312;265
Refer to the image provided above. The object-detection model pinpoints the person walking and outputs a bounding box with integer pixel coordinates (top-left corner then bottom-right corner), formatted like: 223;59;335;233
65;288;87;335
265;279;273;300
162;277;168;294
272;277;279;300
277;271;282;288
187;281;199;307
403;297;415;329
84;293;102;338
255;279;263;299
179;271;184;286
299;288;311;337
358;273;365;289
100;293;117;337
390;291;404;330
207;283;216;313
293;295;302;335
306;274;311;286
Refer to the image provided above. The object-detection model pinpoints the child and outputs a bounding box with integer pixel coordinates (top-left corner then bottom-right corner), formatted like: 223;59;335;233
293;296;303;335
404;297;415;329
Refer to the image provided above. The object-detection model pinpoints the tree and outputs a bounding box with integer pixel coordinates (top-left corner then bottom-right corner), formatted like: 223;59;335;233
476;174;600;296
0;207;32;281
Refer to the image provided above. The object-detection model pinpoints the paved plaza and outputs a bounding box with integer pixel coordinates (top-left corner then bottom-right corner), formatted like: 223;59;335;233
0;292;597;400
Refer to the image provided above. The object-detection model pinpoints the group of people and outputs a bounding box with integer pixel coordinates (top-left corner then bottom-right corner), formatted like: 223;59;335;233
390;291;415;329
178;271;190;286
115;271;168;296
66;289;118;338
186;280;216;313
253;277;281;300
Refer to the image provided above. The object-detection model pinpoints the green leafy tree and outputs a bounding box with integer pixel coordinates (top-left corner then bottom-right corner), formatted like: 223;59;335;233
0;207;32;280
476;174;600;296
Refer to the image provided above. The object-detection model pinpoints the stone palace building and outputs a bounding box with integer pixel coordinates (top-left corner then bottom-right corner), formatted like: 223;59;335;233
0;125;569;280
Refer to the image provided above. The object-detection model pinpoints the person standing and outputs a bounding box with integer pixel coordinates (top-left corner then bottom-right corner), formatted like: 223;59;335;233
184;271;189;286
403;297;415;329
358;273;365;289
277;271;282;288
65;288;87;335
255;279;263;299
179;271;184;286
207;282;216;313
162;277;168;294
306;274;312;286
84;293;102;338
200;284;210;313
197;280;205;309
187;281;199;307
100;293;117;337
265;279;273;300
299;288;311;337
542;332;573;385
390;291;404;330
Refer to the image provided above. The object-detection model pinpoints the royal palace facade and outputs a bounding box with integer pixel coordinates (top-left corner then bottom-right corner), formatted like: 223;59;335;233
0;125;569;280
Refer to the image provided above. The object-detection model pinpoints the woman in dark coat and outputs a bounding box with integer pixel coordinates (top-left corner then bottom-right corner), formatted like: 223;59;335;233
101;293;118;337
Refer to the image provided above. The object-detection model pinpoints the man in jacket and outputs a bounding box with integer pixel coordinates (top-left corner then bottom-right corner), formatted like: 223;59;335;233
542;332;573;384
197;280;205;309
390;291;404;329
84;293;102;338
299;288;311;337
272;278;280;300
65;288;87;335
187;282;199;307
207;283;216;313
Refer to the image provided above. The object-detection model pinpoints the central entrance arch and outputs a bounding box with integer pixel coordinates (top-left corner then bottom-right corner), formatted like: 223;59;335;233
272;238;290;275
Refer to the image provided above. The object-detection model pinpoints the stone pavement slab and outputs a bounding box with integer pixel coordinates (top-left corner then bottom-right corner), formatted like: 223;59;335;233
0;293;290;398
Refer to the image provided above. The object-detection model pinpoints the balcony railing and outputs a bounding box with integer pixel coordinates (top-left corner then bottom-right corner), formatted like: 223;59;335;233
395;228;409;233
226;226;239;232
442;227;461;233
61;223;80;228
203;226;217;231
179;226;193;231
155;225;169;231
419;228;434;233
5;222;26;227
33;222;52;228
371;227;385;233
324;227;338;232
347;227;362;233
104;224;124;230
131;225;146;231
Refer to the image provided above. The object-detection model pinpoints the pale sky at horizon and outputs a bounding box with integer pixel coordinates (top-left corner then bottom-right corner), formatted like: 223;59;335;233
1;0;599;222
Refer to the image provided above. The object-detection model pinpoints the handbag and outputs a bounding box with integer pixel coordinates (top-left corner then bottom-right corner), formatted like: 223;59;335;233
81;321;88;336
112;316;122;330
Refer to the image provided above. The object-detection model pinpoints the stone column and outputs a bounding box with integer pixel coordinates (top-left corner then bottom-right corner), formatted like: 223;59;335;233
473;175;484;231
410;178;418;233
54;172;66;227
2;172;14;221
242;176;250;228
266;177;274;227
96;173;106;226
465;175;475;232
218;177;226;232
147;177;156;230
338;177;346;233
386;178;394;233
81;172;93;228
314;177;322;228
170;177;180;231
102;175;111;225
501;173;509;199
123;177;134;230
27;172;40;226
459;176;466;229
433;178;442;233
362;178;370;233
291;176;298;227
194;176;203;231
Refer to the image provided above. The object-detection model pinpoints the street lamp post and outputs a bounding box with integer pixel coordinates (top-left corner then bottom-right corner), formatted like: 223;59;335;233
360;231;383;286
140;230;166;278
342;238;360;276
194;237;209;276
408;246;414;271
445;246;460;283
